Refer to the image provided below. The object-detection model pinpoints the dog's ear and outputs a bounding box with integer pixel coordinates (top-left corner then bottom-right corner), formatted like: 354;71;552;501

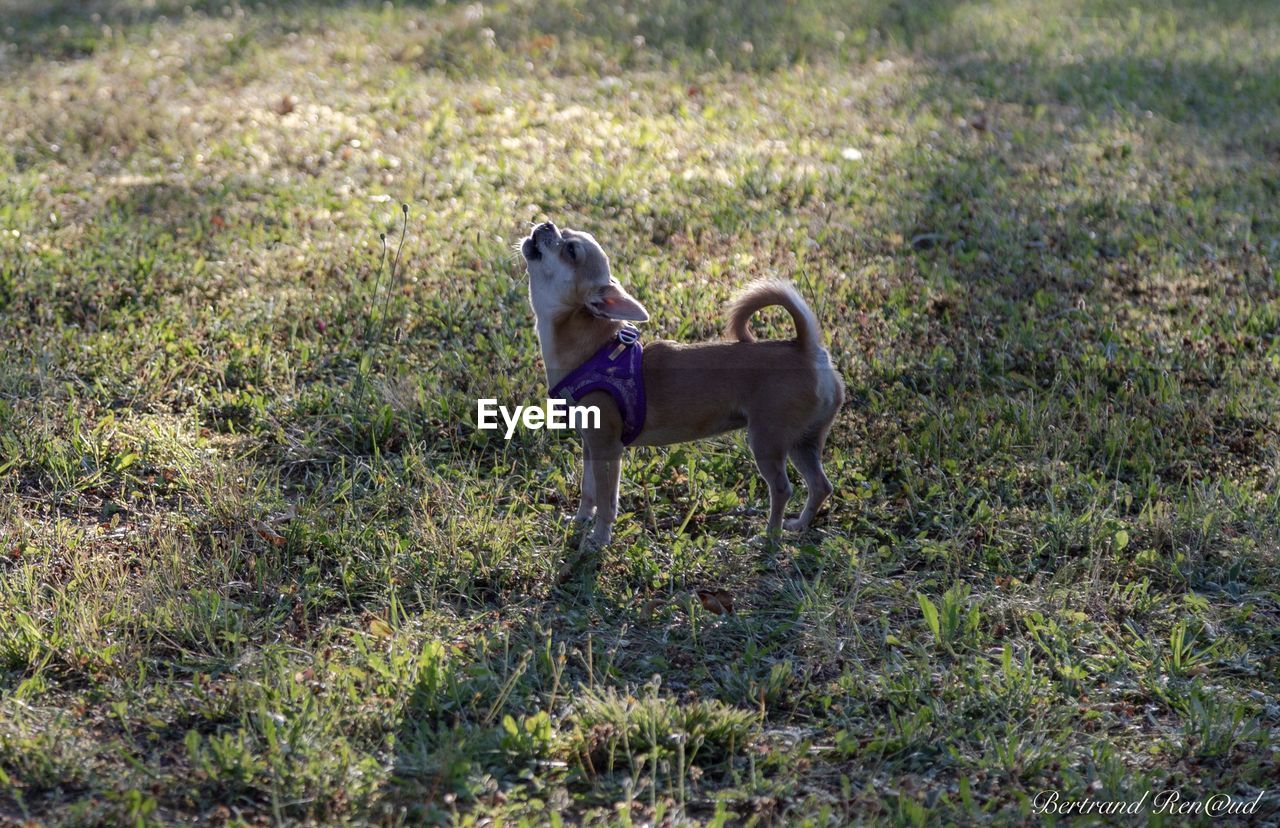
586;282;649;322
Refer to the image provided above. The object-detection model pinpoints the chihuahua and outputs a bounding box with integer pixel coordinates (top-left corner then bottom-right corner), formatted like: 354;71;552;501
521;221;844;549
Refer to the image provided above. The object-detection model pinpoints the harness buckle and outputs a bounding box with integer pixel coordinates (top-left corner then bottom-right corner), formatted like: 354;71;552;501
609;325;640;360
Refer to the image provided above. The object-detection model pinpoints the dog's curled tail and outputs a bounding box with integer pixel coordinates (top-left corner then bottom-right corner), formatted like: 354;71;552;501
726;279;821;351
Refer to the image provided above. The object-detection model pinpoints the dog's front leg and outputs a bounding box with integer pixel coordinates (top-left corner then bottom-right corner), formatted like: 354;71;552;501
577;394;627;549
572;438;597;524
585;446;622;548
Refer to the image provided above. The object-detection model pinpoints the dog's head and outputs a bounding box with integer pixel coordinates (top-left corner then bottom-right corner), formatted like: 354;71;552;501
521;221;648;324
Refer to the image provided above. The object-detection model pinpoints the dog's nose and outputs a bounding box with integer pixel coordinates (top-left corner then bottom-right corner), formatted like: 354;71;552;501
535;221;557;236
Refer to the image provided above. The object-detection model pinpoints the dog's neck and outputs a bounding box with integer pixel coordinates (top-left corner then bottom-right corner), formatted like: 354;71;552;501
536;307;623;388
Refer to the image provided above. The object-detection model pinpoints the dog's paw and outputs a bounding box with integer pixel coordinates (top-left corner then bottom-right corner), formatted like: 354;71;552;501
783;518;810;533
583;529;612;551
562;512;594;529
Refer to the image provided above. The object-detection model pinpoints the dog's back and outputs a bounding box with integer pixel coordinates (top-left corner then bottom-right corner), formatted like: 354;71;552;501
632;281;843;448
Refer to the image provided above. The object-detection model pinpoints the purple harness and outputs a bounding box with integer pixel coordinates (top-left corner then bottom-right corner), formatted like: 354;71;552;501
550;324;646;445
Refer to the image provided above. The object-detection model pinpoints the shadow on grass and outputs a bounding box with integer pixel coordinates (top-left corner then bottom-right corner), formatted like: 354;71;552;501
6;0;1276;77
796;5;1280;582
1;0;967;69
382;564;813;818
938;54;1280;158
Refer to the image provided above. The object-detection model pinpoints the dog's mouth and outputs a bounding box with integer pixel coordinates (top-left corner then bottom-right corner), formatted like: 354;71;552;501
523;223;561;265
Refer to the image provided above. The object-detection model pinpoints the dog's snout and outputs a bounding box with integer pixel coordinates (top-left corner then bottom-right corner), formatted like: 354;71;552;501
534;221;557;236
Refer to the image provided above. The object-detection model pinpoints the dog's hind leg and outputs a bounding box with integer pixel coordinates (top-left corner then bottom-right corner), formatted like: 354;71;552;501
785;431;833;532
749;429;793;540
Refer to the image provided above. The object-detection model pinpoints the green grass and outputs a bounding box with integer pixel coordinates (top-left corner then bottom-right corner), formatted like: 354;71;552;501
1;0;1278;823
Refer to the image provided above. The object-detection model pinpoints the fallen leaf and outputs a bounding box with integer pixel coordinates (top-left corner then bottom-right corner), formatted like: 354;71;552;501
368;617;393;639
696;588;734;615
253;521;286;547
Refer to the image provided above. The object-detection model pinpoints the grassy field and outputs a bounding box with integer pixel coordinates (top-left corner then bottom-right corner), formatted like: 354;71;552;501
2;0;1279;824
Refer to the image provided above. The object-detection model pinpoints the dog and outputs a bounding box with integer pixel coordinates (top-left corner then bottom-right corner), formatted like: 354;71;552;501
520;221;844;549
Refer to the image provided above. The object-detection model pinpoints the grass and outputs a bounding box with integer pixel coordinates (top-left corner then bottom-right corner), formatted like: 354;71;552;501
1;0;1278;823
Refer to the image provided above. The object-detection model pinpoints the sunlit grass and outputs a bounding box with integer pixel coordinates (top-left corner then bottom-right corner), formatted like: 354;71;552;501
1;0;1278;824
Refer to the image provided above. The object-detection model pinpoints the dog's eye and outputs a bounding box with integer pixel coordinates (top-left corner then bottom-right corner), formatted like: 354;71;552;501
564;241;578;262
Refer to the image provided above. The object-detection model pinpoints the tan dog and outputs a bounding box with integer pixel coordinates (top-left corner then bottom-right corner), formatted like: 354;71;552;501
521;221;844;549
